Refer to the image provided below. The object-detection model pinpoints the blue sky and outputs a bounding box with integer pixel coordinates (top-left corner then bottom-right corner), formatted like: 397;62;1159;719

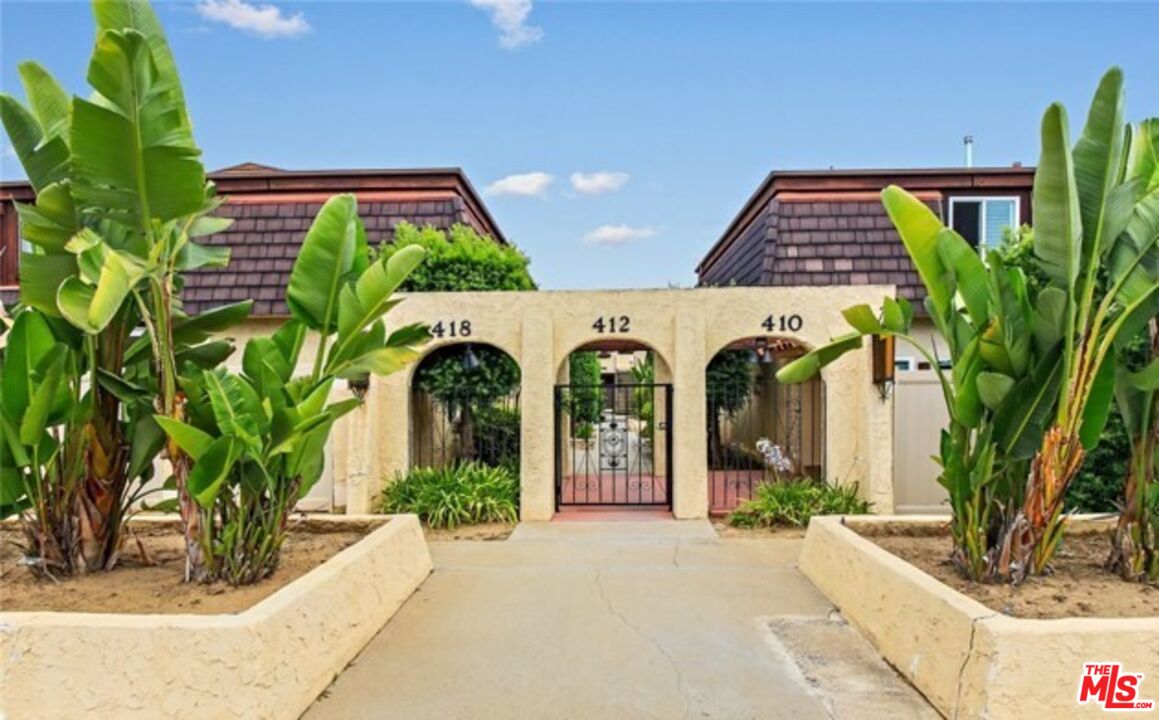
2;1;1157;289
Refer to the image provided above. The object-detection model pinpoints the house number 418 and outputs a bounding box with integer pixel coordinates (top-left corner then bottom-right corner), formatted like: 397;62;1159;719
762;314;803;332
431;320;472;338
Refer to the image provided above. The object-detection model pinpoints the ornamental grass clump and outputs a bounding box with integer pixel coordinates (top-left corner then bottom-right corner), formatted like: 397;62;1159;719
380;462;519;529
728;480;871;529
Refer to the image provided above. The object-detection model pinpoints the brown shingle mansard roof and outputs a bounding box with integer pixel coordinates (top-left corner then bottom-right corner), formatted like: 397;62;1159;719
696;167;1035;308
0;164;507;315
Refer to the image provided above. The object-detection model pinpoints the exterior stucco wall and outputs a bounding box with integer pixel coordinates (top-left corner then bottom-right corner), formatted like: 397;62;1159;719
363;286;894;520
0;515;432;720
801;516;1159;719
219;287;895;520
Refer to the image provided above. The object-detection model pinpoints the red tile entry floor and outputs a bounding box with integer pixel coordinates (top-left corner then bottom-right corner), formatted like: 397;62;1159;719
552;508;675;521
709;470;764;515
558;473;668;507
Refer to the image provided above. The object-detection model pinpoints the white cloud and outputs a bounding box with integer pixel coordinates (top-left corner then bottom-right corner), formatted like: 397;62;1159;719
469;0;543;49
582;224;658;246
485;171;553;197
197;0;310;39
570;171;630;196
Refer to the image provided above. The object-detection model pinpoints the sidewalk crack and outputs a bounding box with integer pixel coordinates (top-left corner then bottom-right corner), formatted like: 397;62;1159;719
595;569;691;719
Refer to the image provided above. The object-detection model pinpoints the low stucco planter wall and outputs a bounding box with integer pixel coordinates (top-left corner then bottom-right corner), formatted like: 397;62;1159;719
0;514;433;720
800;515;1159;719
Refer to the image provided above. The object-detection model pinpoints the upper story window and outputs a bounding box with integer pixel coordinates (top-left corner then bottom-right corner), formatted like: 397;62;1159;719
948;197;1019;252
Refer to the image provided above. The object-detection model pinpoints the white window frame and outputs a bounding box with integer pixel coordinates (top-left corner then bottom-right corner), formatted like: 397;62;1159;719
948;196;1021;252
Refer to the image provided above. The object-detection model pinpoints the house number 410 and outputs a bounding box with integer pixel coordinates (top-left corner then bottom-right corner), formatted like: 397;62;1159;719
762;314;803;332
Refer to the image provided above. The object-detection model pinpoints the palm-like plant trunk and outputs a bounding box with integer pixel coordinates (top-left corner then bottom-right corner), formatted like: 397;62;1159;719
1106;323;1159;581
1105;441;1154;580
171;447;211;582
1001;427;1085;582
75;417;129;571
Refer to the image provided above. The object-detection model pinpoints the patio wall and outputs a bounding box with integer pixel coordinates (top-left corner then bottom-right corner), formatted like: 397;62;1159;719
224;286;896;521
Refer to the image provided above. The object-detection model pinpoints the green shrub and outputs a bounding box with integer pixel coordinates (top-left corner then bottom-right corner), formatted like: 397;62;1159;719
377;222;535;291
727;480;871;528
380;462;519;529
474;405;521;473
566;351;603;426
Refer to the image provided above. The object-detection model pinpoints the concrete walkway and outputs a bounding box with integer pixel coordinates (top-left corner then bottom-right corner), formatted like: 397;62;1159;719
305;521;936;720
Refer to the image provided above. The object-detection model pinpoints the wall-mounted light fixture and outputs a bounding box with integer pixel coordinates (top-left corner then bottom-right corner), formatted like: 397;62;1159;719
461;344;481;371
872;334;896;400
755;337;773;365
347;373;370;400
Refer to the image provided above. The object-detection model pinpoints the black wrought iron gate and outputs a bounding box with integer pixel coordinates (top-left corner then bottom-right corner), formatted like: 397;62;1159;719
554;382;673;508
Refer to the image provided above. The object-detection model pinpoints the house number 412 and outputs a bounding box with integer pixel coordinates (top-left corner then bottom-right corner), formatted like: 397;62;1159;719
592;315;631;333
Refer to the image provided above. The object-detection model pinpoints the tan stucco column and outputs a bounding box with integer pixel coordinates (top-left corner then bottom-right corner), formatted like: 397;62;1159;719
520;310;555;520
865;356;896;513
360;371;410;514
333;395;372;513
672;309;708;519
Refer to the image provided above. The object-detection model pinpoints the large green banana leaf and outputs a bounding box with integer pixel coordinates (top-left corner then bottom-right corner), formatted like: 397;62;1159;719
285;194;370;333
1073;68;1126;264
1032;103;1082;295
71;29;205;229
1;311;57;417
881;186;954;323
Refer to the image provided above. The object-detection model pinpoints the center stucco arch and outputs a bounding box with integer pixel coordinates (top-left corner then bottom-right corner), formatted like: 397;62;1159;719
343;286;894;521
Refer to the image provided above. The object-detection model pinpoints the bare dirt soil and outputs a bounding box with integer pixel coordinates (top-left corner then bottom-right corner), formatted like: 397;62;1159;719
0;517;380;615
868;529;1158;619
422;522;514;541
712;521;807;539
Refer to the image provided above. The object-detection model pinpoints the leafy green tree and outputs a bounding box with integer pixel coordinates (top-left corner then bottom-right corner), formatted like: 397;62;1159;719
379;223;533;463
706;350;754;467
377;222;535;292
778;68;1158;583
567;351;603;437
157;198;429;583
1011;74;1157;578
1105;322;1157;580
414;344;520;461
0;0;249;575
1000;224;1152;515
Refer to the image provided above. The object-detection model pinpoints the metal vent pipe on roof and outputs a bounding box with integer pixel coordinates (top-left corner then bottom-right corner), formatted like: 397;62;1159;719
964;135;974;168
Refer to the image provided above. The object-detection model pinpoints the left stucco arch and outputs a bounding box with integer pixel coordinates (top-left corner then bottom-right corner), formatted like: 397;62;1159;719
340;286;894;520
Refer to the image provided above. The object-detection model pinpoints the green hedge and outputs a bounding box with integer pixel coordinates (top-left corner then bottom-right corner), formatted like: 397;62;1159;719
380;462;519;529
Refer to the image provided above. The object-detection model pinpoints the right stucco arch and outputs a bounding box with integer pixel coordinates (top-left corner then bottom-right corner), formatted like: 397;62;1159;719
347;286;894;520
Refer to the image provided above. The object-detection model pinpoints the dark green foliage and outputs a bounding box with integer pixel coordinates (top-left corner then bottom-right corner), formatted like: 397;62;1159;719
384;221;530;464
414;345;520;411
474;405;521;474
706;350;753;414
377;222;535;292
1067;330;1151;512
1000;225;1149;514
567;351;603;429
706;349;755;467
995;225;1049;300
727;479;872;528
380;462;519;529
